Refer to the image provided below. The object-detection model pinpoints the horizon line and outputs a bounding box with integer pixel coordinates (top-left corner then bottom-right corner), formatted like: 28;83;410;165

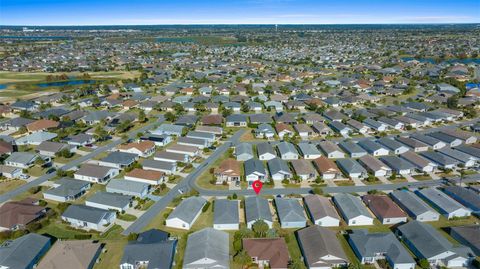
1;22;480;27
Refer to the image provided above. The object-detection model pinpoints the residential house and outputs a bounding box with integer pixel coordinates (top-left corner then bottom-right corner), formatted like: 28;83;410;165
37;240;102;269
377;138;409;154
294;124;315;139
274;197;306;228
348;230;415;269
120;229;177;269
255;123;276;139
74;164;119;184
36;141;74;157
166;197;207;230
275;123;294;139
235;143;254;161
268;158;292;181
395;136;429;152
125;168;166;185
362;195;407;224
303;195;340;227
419;151;459;170
245;196;273;229
297;226;348;269
410;134;446;150
61;204;116;232
85;192;132;212
358;155;392;177
106;179;149;198
4;152;37;168
339;141;367;158
333;193;374;226
43;178;91;202
358;140;389;156
214;159;241;185
397;221;474;267
225;114;248;127
415;188;471;219
0;199;46;231
313;156;341;180
390;190;440;222
257;142;277;161
450;226;480;256
277;141;298;160
183;228;229;269
427;132;462;148
154;151;190;163
244;158;268;186
15;131;57;146
336;158;368;179
213;199;239;230
290;159;316;180
443;186;480;213
380;156;416;175
98;152;138;169
297;142;322;159
0;233;50;269
243;238;289;269
166;144;199;157
117;141;155;158
318;141;345;159
400;151;436;173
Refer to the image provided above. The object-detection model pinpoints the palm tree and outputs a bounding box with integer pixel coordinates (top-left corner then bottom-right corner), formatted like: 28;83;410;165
233;250;251;268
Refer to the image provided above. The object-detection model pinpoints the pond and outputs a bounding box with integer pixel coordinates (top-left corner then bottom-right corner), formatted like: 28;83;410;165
36;80;95;88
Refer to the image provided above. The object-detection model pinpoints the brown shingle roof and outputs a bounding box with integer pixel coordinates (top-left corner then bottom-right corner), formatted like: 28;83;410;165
126;168;164;181
26;119;59;132
243;238;289;269
201;114;223;125
362;195;407;219
0;199;45;229
214;159;241;177
313;156;340;174
117;140;155;153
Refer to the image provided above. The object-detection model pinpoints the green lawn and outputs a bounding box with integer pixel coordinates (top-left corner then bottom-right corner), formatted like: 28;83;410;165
0;180;26;195
94;240;127;269
117;214;137;222
54;153;82;164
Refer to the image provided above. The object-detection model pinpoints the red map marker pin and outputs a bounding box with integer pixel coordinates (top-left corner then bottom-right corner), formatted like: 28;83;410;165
252;180;263;195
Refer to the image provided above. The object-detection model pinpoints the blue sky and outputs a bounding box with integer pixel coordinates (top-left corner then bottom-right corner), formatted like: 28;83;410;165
0;0;479;25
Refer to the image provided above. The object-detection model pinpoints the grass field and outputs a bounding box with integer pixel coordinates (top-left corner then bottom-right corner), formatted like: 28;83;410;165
0;71;139;84
0;180;26;195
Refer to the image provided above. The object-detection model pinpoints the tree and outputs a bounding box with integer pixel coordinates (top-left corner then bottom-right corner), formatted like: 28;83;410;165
94;126;109;141
164;112;176;122
252;220;269;238
447;96;458;109
233;250;251;268
138;110;147;123
418;259;430;269
289;259;305;269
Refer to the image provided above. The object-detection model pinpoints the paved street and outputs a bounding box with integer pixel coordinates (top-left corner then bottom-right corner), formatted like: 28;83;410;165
122;129;245;235
0;115;165;204
193;174;480;197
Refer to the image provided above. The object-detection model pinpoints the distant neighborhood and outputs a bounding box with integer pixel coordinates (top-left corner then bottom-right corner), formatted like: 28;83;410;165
0;24;479;269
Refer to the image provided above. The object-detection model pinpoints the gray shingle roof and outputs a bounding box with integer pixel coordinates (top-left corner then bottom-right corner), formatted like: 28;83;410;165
62;204;114;224
397;221;470;259
0;233;50;269
214;199;239;225
333;193;371;220
415;188;469;214
349;230;414;264
101;152;137;165
275;197;306;223
245;196;272;224
268;157;291;175
167;197;206;223
390;190;438;218
86;192;132;209
183;228;229;269
297;226;347;268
